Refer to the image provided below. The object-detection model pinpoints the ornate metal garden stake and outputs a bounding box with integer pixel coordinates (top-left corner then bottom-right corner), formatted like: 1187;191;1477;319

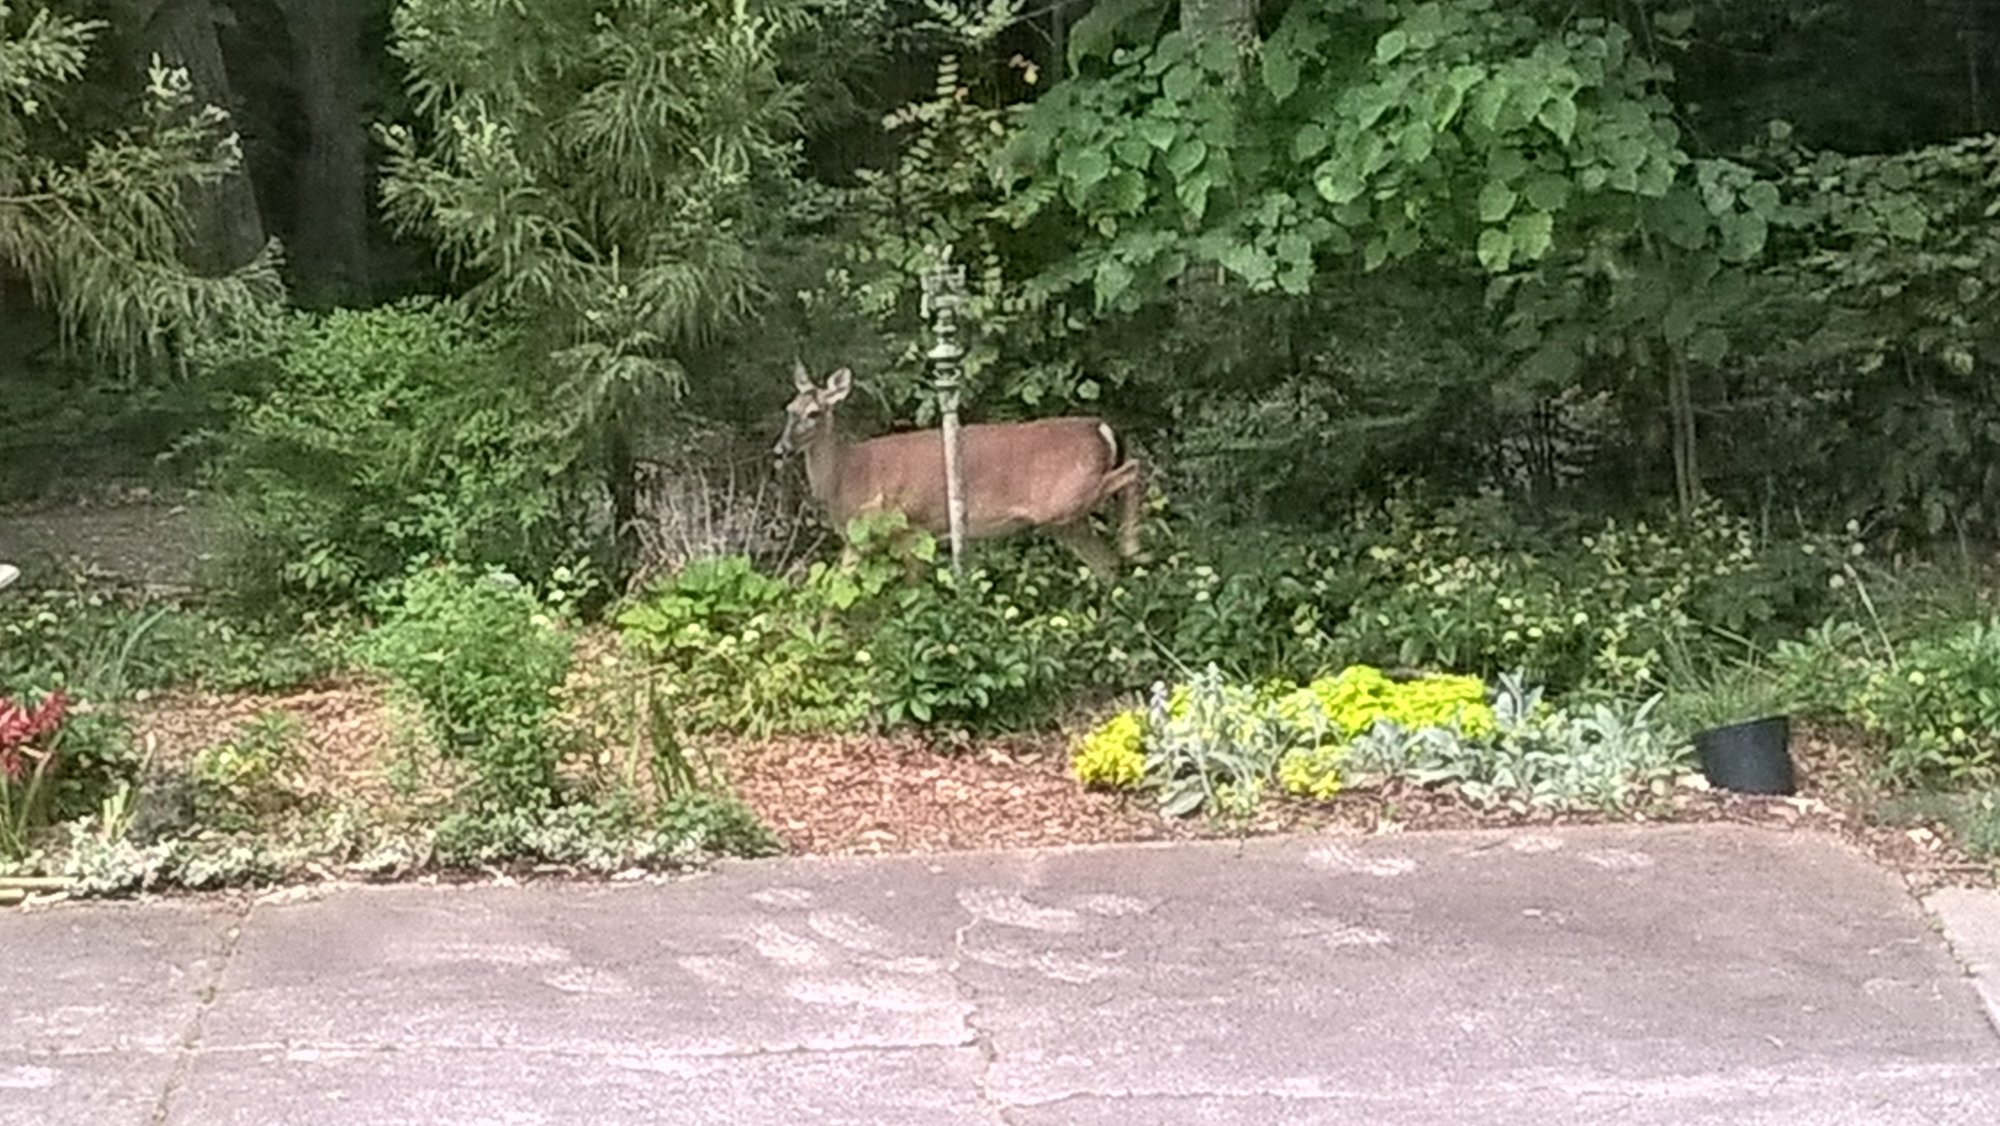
923;251;970;575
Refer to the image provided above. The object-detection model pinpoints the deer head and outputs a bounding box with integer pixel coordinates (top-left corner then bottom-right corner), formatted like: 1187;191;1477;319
772;360;850;461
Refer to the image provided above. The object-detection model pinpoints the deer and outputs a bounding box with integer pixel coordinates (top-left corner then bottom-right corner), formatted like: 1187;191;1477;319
772;362;1144;578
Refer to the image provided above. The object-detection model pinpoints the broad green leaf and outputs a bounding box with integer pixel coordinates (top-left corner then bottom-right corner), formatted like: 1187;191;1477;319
1608;137;1650;173
1742;181;1781;217
1477;226;1515;272
1524;173;1570;212
1104;170;1148;214
1197;36;1240;75
1363;236;1390;271
1375;28;1410;64
1276;260;1313;295
1657;7;1696;37
1508;209;1554;260
1472;80;1510;131
1430;82;1467;129
1113;135;1153;169
1219;243;1276;287
1537;95;1578;145
1094;258;1135;309
1261;37;1301;102
1651;186;1710;250
1059;147;1112;192
1294;122;1330;160
1717;210;1769;262
1138;116;1178;151
1662;296;1699;344
1354;131;1391;175
1688;328;1730;365
1349;83;1396;131
1479;180;1519;223
1399;121;1435;163
1162;63;1199;102
1178;172;1213;219
1165;137;1209;180
1887;202;1929;241
1520;339;1581;389
1316;163;1367;205
1487;146;1528;182
1276;232;1313;268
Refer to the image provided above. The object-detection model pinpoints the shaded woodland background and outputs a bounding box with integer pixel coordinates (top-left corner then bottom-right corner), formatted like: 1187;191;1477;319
5;0;2000;568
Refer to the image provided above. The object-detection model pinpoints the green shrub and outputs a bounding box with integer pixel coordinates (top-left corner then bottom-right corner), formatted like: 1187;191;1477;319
1961;794;2000;860
0;588;340;700
1838;619;2000;786
615;553;875;735
1334;500;1849;693
866;569;1072;730
618;518;1076;734
360;565;575;810
189;712;308;832
1088;531;1351;686
200;299;587;605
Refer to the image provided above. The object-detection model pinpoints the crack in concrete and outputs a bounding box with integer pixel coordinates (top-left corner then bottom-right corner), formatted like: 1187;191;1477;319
950;914;1006;1124
945;871;1012;1126
173;1038;977;1063
148;900;252;1126
994;1058;2000;1111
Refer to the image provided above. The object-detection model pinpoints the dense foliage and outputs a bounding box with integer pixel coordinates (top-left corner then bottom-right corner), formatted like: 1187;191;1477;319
6;0;2000;879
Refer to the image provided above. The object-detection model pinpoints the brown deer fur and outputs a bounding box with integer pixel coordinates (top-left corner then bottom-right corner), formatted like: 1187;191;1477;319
773;364;1143;576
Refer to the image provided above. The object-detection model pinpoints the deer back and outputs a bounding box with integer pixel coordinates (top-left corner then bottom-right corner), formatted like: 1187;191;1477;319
832;417;1125;538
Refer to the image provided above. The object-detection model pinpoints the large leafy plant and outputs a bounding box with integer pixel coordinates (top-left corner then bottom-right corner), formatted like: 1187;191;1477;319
202;299;585;604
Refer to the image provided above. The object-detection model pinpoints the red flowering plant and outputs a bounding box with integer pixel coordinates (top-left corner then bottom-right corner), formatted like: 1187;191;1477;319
1;690;68;861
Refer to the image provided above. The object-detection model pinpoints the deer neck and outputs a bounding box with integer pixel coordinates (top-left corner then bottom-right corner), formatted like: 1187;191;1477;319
802;426;847;515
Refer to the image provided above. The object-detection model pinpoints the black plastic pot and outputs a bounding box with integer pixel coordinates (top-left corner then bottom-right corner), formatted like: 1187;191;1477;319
1693;714;1796;796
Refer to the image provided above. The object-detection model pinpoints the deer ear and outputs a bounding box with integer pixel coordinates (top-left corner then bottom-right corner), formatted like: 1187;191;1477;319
823;367;853;404
791;359;814;394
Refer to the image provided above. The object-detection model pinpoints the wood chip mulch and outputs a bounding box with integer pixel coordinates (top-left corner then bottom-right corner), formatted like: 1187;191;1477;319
126;679;409;808
117;684;1995;893
713;723;1996;894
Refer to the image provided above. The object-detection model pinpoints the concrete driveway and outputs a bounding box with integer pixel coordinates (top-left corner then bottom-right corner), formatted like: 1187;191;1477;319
3;824;1998;1125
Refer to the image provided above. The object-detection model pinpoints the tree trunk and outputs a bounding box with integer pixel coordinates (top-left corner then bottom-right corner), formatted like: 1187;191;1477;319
119;0;268;274
281;0;372;306
1180;0;1258;85
606;420;639;583
1667;353;1702;515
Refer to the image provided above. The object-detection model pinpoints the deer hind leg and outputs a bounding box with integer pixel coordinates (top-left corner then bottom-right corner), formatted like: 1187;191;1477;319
1098;458;1145;561
1048;520;1122;582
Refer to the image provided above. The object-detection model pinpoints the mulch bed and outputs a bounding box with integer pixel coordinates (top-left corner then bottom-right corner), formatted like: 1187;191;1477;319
714;722;1995;895
105;684;1996;895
